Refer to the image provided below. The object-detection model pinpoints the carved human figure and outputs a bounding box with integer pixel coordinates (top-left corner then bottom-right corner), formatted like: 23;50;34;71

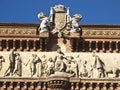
66;59;71;74
13;53;22;77
66;56;78;77
45;58;54;76
79;60;88;78
38;12;50;33
26;54;41;77
55;55;66;72
54;47;67;72
0;55;5;71
70;14;82;32
4;50;16;76
40;54;47;76
70;61;78;77
75;55;82;77
89;52;106;78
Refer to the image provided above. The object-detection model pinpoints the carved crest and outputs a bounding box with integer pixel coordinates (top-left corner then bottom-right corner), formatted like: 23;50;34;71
54;13;67;30
38;4;82;37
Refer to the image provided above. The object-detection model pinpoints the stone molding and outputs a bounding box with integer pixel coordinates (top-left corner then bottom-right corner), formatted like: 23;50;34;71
0;77;120;90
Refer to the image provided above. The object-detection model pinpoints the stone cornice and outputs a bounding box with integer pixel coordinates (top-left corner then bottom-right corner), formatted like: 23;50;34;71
0;22;120;39
81;24;120;28
0;22;39;27
0;22;120;28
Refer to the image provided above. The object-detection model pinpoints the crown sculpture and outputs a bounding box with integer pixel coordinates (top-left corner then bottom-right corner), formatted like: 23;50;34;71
38;4;82;37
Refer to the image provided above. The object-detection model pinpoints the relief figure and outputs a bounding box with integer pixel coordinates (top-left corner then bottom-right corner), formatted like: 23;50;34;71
4;50;16;76
45;58;54;76
38;12;50;33
13;53;22;77
89;52;106;78
54;48;66;72
26;54;42;77
0;55;5;71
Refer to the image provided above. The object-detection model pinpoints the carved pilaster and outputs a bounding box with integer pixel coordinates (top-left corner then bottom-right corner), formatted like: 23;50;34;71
0;40;2;51
82;41;85;52
39;39;43;51
96;41;98;52
81;83;86;90
30;82;34;90
116;41;119;52
71;83;74;90
36;82;42;90
3;82;6;89
76;39;79;52
102;41;105;52
95;83;100;90
6;40;9;51
20;40;23;51
115;83;120;90
9;82;13;90
109;83;114;90
102;83;107;90
26;40;29;51
89;41;92;52
109;41;112;52
88;83;93;90
42;82;47;90
33;40;36;51
75;83;79;90
22;82;27;90
13;40;16;50
44;38;48;51
17;82;20;90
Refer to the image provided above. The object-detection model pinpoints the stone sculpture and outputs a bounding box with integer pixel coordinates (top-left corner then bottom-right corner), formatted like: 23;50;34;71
38;12;50;33
54;48;66;72
70;14;82;32
79;60;88;78
40;54;47;76
4;50;16;76
13;53;22;77
2;49;120;78
26;54;42;77
89;52;106;78
55;55;66;72
0;55;5;71
38;4;82;37
44;57;54;76
66;56;78;77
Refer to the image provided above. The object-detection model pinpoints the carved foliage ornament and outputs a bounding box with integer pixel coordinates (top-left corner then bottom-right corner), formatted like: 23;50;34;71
83;30;120;36
0;28;35;35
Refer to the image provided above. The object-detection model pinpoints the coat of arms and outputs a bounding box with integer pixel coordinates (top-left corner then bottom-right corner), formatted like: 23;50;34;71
54;13;67;30
38;4;82;37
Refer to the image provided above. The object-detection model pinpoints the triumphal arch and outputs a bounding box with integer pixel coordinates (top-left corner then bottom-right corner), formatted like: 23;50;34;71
0;4;120;90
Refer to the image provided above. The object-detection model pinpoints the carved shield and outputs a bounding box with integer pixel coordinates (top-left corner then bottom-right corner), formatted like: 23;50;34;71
54;13;67;30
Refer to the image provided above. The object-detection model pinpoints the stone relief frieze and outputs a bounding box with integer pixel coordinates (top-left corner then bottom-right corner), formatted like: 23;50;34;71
0;55;5;71
0;28;36;35
0;49;120;78
83;30;120;37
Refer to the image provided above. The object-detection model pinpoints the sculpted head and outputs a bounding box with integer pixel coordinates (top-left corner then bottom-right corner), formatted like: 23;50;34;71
38;12;46;20
57;47;61;53
48;58;53;62
92;52;96;57
73;14;82;22
10;49;14;54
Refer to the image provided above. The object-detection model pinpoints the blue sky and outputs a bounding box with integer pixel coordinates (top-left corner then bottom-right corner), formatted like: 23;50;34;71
0;0;120;24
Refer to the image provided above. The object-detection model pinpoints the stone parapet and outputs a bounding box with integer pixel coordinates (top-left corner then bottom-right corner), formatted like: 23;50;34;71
0;77;120;90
